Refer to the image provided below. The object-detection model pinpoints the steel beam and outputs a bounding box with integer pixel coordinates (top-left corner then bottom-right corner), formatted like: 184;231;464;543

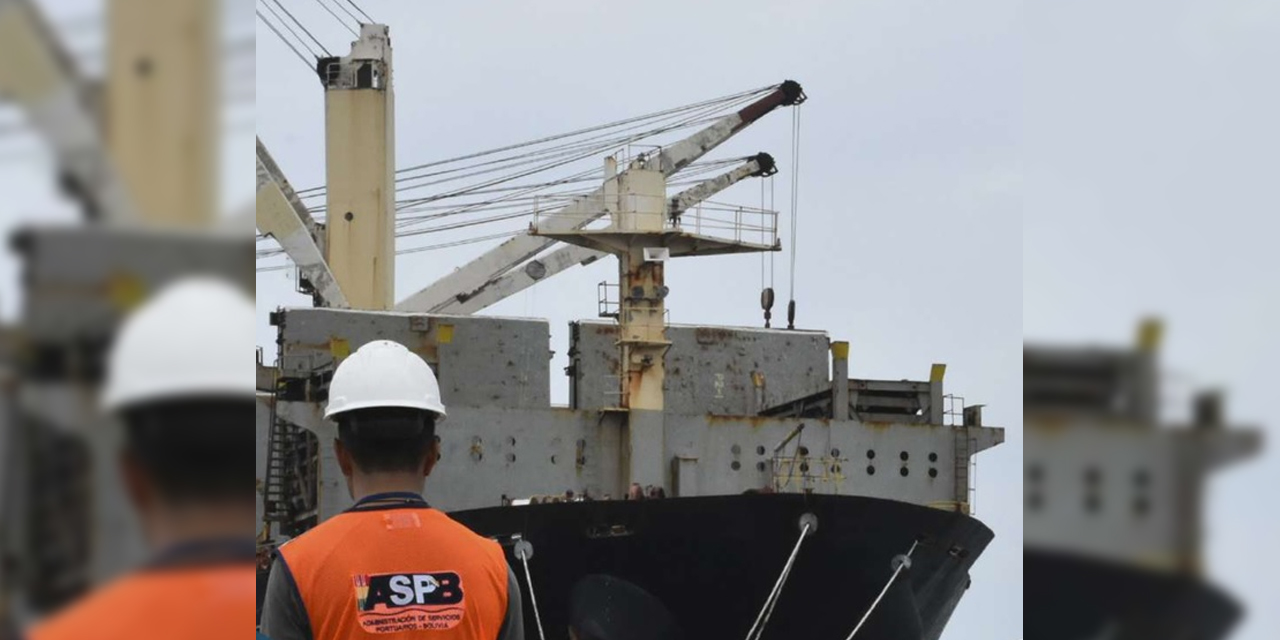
257;142;348;308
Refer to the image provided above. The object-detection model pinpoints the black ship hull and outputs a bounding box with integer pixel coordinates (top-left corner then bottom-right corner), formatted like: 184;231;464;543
450;494;993;640
1025;548;1241;640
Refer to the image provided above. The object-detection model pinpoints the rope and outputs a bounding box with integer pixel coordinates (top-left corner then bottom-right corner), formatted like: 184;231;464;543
256;10;314;74
843;540;920;640
743;521;813;640
515;544;547;640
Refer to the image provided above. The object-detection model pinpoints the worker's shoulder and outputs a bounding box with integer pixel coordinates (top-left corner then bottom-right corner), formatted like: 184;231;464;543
277;510;365;557
27;567;252;640
26;576;141;640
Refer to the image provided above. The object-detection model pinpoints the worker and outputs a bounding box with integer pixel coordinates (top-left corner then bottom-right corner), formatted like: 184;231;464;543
26;277;256;640
259;340;524;640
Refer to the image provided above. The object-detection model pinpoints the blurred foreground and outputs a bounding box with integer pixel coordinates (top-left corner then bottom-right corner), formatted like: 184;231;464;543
1023;322;1262;640
0;1;253;638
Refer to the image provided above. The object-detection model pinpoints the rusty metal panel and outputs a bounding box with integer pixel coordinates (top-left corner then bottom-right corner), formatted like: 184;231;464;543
277;402;613;517
275;308;551;410
664;415;966;505
571;320;829;415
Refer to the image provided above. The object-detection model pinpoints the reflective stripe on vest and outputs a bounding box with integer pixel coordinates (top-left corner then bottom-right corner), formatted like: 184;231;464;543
280;501;508;638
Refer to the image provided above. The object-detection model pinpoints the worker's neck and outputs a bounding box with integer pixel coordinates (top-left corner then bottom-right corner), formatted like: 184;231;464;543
350;472;425;501
144;500;254;551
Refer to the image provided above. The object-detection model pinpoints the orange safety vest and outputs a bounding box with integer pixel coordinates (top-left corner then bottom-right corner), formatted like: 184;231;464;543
27;557;255;640
279;493;509;639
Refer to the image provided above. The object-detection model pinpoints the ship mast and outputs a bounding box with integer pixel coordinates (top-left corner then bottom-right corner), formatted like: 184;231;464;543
319;24;395;310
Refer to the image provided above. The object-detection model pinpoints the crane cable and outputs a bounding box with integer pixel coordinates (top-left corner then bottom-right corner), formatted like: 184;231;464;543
292;85;773;199
266;0;330;57
312;0;357;37
787;103;802;329
256;10;313;74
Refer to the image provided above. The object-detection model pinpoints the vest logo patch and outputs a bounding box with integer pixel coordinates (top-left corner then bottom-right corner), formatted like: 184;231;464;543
353;572;465;633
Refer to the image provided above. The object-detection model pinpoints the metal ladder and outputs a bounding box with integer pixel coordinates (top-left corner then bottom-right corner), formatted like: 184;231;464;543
944;394;975;515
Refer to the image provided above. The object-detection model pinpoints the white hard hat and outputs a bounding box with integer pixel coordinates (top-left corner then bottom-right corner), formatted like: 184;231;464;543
101;276;254;411
324;340;446;420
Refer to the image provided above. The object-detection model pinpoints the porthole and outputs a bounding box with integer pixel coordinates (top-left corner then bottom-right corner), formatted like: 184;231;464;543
866;465;876;475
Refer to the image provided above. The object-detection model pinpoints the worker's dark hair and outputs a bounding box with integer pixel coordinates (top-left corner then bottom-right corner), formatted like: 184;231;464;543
120;398;255;504
336;407;437;474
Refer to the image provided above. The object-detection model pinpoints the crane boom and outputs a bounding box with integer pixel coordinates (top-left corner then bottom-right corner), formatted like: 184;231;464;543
436;153;779;314
395;82;804;313
256;140;348;308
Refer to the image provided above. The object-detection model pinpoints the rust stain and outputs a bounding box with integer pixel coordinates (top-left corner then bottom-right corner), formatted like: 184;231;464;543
705;414;778;430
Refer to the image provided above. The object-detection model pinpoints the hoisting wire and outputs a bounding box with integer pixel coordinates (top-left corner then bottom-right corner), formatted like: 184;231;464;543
267;0;330;57
786;104;802;329
256;10;314;75
292;85;773;199
345;0;373;24
770;175;776;290
842;540;920;640
312;0;358;37
743;515;816;640
390;90;758;209
390;95;760;233
514;540;547;640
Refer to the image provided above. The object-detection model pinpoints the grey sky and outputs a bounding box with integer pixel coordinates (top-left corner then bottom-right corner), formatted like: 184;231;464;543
257;1;1021;638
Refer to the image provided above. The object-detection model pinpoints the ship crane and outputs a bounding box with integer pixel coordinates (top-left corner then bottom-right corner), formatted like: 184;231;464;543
395;81;805;314
436;151;778;315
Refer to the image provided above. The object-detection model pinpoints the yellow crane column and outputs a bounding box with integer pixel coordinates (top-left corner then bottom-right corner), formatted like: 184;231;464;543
107;0;217;227
322;24;395;310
